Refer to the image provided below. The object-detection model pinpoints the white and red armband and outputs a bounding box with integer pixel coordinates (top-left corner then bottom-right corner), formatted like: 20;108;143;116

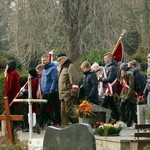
71;85;79;91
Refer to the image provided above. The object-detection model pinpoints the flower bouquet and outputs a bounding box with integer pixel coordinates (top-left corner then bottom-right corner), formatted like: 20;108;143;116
95;121;122;136
76;100;92;118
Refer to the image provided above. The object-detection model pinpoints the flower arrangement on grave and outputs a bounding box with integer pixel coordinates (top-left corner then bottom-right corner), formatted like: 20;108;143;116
93;121;104;128
76;100;93;118
95;121;123;136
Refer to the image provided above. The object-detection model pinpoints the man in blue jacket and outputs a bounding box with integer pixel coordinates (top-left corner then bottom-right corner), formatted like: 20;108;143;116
35;54;60;134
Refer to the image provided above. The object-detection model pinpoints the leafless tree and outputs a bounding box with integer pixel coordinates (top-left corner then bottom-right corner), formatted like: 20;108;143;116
0;0;150;68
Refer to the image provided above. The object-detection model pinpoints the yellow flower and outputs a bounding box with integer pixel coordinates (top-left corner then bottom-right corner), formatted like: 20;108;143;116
104;123;113;127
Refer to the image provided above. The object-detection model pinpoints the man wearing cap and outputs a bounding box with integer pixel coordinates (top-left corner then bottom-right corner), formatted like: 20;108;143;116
57;53;79;127
147;53;150;105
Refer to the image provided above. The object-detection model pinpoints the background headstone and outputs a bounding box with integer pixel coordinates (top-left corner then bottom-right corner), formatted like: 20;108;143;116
43;124;96;150
137;104;150;124
91;103;111;123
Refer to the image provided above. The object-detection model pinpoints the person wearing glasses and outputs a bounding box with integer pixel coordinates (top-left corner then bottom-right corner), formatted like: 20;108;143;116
57;53;79;127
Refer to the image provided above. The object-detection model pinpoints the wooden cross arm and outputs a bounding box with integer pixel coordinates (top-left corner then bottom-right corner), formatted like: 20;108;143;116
13;99;48;103
0;115;24;121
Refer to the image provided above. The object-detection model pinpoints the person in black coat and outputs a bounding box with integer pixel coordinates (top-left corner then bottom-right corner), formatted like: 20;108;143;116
128;60;147;96
80;61;99;105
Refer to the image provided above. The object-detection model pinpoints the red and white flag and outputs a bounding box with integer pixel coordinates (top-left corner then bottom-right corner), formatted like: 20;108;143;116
48;49;54;62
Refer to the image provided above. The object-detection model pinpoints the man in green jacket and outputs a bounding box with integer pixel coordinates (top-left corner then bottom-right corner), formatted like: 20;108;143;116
57;53;79;127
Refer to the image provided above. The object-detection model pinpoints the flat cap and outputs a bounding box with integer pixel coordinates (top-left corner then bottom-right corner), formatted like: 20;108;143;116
57;53;67;58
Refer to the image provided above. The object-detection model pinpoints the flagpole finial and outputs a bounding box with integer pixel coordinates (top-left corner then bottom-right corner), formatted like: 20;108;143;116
121;29;126;35
49;49;54;54
48;49;54;62
118;29;126;41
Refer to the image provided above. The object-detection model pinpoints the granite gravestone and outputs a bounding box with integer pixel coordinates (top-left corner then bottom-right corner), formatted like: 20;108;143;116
137;104;150;124
43;124;96;150
91;103;111;123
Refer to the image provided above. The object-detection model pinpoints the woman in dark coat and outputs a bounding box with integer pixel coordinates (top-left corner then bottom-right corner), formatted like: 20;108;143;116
119;63;137;127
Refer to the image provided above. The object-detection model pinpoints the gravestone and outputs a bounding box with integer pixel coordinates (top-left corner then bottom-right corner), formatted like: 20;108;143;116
43;124;96;150
137;104;150;124
91;103;111;123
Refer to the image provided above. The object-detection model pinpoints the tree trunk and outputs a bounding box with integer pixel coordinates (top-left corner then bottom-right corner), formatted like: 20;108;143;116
143;0;150;49
61;0;90;61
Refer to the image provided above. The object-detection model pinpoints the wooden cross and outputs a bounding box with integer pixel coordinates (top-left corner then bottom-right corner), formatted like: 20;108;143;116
13;76;47;139
0;97;24;143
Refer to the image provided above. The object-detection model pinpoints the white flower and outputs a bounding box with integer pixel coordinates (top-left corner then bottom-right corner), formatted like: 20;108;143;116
99;125;104;129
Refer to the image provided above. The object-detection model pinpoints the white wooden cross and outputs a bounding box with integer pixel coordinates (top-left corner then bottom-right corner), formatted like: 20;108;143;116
13;76;47;139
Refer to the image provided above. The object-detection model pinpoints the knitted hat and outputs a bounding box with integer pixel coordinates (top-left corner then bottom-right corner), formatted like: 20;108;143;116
28;69;37;78
91;62;100;72
57;53;66;58
120;63;129;71
147;53;150;58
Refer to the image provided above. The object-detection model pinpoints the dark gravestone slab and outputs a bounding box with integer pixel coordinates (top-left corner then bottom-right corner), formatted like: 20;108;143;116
91;103;111;123
92;112;106;123
43;123;96;150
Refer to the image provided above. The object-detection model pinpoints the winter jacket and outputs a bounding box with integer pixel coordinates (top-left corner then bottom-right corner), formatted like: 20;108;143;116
82;70;99;105
132;66;146;94
4;70;20;105
23;77;39;113
40;62;58;95
24;78;39;99
120;70;136;103
102;59;118;93
58;59;79;99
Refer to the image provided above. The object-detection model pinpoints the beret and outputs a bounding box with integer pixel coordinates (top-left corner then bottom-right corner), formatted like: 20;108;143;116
57;53;66;58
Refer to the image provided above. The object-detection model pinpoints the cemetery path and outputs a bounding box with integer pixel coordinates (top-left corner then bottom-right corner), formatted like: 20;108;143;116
0;128;136;142
0;128;137;150
17;130;46;141
0;130;45;142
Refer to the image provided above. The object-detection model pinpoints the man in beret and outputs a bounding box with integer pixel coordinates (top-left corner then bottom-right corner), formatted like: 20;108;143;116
57;53;80;127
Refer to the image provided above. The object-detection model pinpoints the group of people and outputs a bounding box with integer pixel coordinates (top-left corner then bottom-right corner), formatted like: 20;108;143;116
80;52;150;127
3;51;150;133
3;53;80;133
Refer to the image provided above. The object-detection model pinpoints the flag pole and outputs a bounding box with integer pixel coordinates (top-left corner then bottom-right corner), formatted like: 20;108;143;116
112;29;126;54
48;49;54;62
